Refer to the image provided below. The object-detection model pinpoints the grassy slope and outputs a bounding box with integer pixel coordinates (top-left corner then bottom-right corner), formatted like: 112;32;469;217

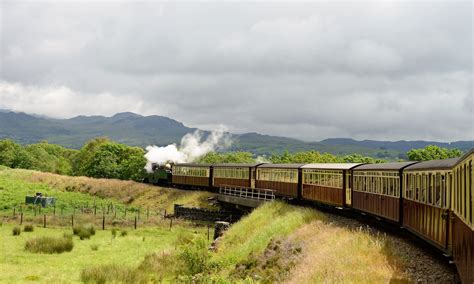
286;222;406;283
0;224;199;283
212;202;409;282
0;167;215;213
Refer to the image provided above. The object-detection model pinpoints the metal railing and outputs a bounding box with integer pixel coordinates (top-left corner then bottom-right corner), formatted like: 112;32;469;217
219;185;275;201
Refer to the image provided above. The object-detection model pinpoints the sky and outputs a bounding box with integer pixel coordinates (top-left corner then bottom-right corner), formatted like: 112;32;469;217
0;1;472;142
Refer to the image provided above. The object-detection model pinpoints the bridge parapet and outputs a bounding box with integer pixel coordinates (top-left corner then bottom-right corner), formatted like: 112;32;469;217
218;185;275;208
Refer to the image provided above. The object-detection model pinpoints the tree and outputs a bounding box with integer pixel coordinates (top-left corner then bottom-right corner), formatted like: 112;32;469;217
78;141;146;181
342;153;385;164
0;139;34;169
407;145;463;161
197;152;255;164
73;137;110;176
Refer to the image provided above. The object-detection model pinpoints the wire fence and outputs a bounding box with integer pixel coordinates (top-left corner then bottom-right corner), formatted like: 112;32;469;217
0;202;178;230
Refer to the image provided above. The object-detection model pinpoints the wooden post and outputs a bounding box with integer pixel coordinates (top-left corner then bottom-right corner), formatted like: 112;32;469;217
164;209;167;218
71;215;74;227
43;214;46;228
73;206;75;216
169;218;173;231
20;213;23;225
102;215;105;230
53;205;56;215
134;216;137;230
94;205;97;215
147;207;149;219
207;225;210;241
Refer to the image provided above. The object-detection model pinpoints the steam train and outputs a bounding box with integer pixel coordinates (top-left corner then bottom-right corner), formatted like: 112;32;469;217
145;150;474;283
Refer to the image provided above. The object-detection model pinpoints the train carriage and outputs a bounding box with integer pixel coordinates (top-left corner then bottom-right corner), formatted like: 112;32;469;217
301;163;362;207
212;163;265;188
451;150;473;284
403;158;460;251
352;161;417;223
172;163;212;188
256;164;304;198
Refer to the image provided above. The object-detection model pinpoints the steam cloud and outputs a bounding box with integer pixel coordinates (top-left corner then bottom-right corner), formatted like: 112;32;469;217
144;126;231;173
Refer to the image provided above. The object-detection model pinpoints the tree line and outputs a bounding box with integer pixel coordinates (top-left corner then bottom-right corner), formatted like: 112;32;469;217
0;138;145;181
0;138;464;181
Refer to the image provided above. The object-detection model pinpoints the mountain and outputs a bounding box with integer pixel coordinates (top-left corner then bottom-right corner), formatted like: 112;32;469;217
0;111;472;159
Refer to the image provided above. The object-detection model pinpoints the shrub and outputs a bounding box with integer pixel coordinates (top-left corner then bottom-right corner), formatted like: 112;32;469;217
73;225;95;240
81;264;146;283
111;229;117;238
178;237;213;275
120;230;128;237
90;244;99;251
24;224;34;232
12;226;21;236
25;236;74;254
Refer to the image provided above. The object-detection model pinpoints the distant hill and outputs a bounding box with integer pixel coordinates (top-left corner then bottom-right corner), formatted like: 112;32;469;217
0;111;472;160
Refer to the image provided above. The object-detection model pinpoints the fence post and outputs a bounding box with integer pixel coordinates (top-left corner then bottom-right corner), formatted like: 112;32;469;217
94;205;97;215
53;205;56;215
20;213;23;225
169;218;173;231
71;215;74;228
43;214;46;228
102;215;105;230
164;209;167;218
134;216;137;230
207;225;210;241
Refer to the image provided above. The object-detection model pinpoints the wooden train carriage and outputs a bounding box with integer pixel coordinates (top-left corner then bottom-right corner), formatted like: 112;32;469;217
172;163;212;188
212;163;265;188
256;164;304;198
301;163;362;207
451;150;473;284
403;158;460;251
352;162;417;223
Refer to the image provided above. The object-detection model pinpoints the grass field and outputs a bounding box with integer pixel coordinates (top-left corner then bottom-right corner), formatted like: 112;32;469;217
0;223;204;283
0;167;215;216
0;167;413;283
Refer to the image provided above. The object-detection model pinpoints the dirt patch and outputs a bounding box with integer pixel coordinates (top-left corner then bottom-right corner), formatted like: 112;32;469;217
230;238;303;282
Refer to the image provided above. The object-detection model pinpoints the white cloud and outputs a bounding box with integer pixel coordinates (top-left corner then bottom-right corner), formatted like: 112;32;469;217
0;81;145;118
0;1;472;141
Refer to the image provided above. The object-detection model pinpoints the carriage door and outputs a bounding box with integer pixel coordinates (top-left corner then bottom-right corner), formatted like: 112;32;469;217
250;168;256;188
345;171;352;206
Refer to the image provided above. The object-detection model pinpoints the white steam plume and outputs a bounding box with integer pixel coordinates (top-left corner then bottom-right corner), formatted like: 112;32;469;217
144;126;232;173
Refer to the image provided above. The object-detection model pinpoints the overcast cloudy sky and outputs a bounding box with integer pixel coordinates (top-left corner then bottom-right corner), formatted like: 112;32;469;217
0;1;472;142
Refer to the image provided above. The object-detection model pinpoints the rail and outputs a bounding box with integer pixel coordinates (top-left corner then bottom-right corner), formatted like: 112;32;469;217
219;185;275;201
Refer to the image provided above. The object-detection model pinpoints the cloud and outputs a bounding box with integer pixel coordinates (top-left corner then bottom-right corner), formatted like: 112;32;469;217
0;81;145;118
0;1;472;141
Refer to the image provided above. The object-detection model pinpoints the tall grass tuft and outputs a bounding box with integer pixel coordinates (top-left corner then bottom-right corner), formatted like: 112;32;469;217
12;226;21;236
25;236;74;254
81;264;147;283
24;224;34;232
73;225;96;240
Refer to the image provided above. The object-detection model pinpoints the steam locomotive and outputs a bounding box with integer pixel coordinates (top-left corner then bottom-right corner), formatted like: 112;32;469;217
145;150;474;283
